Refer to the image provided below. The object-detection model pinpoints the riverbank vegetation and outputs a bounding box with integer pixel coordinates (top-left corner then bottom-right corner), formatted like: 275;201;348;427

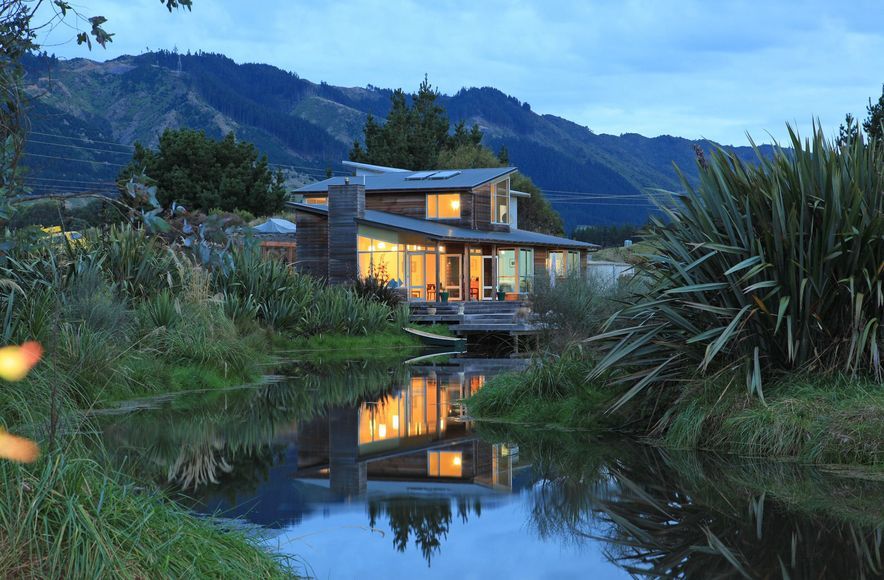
0;221;421;576
469;126;883;467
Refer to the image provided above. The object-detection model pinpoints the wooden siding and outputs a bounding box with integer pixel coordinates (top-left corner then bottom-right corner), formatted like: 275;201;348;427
365;192;425;219
294;211;328;279
365;190;474;229
328;184;364;284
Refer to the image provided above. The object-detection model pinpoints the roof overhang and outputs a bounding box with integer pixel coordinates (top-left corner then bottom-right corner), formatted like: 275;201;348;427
287;202;598;250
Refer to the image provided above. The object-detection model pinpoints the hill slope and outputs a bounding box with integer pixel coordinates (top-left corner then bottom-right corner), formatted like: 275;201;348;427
20;51;772;229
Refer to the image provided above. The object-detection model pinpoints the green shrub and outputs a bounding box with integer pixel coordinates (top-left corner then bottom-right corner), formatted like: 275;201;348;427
139;289;180;329
88;225;176;299
532;271;625;348
591;126;884;410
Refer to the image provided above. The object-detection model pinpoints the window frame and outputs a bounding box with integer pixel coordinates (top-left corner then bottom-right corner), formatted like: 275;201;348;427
491;178;511;225
426;193;462;220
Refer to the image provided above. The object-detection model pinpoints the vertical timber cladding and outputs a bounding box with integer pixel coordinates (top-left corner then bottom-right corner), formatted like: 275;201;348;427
294;211;329;279
534;247;548;283
328;183;365;284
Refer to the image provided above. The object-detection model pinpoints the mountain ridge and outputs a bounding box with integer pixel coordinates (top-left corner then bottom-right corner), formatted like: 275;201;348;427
20;51;774;229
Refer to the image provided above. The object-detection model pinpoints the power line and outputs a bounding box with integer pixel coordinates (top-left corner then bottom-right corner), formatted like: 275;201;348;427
28;131;135;149
27;139;133;156
23;152;128;167
24;176;117;185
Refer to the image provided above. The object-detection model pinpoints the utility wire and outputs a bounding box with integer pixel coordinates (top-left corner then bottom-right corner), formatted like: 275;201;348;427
23;152;128;167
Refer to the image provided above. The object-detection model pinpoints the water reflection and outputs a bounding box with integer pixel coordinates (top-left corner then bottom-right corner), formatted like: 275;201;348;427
487;425;884;580
97;359;884;578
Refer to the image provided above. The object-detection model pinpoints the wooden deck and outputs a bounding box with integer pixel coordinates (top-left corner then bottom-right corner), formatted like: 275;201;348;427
409;301;541;335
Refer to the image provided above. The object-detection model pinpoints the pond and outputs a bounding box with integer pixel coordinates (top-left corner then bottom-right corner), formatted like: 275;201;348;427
96;356;884;579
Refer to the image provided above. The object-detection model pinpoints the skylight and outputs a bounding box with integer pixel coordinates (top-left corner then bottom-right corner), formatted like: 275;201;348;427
427;170;461;179
405;171;437;180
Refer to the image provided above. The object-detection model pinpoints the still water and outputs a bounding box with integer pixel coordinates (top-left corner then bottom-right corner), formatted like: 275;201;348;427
97;357;884;579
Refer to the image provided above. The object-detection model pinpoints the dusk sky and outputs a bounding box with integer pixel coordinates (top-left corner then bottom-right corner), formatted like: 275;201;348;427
38;0;884;146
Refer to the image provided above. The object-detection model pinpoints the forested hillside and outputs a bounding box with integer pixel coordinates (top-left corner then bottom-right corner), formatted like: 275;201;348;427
21;51;773;229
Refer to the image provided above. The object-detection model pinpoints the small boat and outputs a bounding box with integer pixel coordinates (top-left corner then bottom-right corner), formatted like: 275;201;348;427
403;327;466;350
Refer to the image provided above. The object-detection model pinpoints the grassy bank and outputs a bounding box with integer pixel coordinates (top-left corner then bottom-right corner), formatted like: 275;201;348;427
663;374;884;465
466;351;623;431
0;451;291;578
468;363;884;466
0;224;424;577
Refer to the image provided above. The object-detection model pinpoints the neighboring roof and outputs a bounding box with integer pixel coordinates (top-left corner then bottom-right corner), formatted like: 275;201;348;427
295;166;517;194
341;160;409;175
253;217;296;234
288;203;597;249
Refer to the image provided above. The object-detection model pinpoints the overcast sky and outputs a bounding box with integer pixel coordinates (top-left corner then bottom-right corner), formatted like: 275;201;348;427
37;0;884;145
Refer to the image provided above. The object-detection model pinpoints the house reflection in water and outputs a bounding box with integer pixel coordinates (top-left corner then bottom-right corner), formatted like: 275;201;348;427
298;361;523;498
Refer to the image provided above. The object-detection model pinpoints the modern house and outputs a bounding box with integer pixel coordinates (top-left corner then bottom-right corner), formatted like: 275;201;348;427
289;161;596;301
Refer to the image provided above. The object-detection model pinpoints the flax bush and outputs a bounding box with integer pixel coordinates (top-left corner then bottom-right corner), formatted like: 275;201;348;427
591;126;884;410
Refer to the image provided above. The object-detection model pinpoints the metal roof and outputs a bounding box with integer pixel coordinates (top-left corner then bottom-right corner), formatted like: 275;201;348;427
294;166;517;194
288;203;597;249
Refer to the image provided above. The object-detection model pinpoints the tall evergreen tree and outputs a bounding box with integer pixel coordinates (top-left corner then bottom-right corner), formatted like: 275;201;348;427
118;129;286;216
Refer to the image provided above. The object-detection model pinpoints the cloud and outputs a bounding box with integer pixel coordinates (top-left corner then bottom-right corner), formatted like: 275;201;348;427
37;0;884;145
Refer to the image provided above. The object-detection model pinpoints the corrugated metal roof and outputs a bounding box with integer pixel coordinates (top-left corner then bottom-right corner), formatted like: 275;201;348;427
288;203;598;249
295;166;517;193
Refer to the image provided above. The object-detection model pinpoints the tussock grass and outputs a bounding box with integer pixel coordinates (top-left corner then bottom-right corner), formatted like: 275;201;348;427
0;452;292;578
663;374;884;465
466;349;619;430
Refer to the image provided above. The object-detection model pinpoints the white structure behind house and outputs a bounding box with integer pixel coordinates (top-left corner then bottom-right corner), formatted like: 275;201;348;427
585;260;633;290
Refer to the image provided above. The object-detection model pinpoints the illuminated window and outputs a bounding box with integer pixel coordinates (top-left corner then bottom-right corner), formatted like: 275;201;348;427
491;178;510;224
357;233;404;282
304;196;328;205
427;451;463;477
427;193;461;219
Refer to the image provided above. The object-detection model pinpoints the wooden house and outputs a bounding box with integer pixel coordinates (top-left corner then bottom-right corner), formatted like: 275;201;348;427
290;162;596;301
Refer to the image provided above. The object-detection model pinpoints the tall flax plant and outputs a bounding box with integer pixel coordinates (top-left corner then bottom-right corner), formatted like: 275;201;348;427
590;125;883;410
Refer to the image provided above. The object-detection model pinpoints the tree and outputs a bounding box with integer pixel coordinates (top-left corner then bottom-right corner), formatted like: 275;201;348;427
350;77;565;234
436;143;564;235
118;129;285;216
0;1;193;227
349;76;479;170
863;85;884;143
838;84;884;145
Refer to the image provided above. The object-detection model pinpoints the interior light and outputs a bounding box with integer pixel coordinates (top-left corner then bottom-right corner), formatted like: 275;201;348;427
379;424;387;438
378;241;386;249
450;199;460;210
392;415;399;429
438;245;446;253
452;455;462;466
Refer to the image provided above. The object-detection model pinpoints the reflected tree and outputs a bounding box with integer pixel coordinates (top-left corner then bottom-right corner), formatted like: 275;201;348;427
477;425;884;579
368;497;482;566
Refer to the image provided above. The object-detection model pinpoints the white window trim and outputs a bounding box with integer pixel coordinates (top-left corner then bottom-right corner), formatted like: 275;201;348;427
491;178;511;225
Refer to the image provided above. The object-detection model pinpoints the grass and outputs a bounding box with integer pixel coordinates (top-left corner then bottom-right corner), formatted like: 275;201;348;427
466;350;620;431
278;329;423;364
662;374;884;466
0;451;293;578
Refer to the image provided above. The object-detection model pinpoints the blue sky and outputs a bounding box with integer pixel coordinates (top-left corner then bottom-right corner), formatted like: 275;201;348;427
38;0;884;145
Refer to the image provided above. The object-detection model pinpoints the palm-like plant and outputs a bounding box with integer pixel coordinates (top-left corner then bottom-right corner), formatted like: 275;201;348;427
590;125;883;409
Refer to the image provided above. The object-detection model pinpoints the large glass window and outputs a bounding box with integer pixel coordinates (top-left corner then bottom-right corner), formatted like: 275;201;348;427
497;249;516;293
492;178;510;224
567;250;581;273
357;233;404;283
548;251;567;279
518;248;535;292
427;193;461;219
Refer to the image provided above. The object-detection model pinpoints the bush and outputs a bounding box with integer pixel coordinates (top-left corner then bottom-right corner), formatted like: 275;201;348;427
349;275;404;310
532;271;624;348
591;126;884;410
